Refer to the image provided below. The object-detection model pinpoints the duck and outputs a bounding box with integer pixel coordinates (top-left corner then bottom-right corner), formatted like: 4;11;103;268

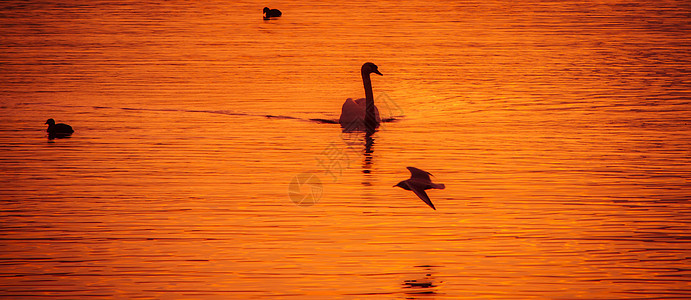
263;7;282;19
45;118;74;138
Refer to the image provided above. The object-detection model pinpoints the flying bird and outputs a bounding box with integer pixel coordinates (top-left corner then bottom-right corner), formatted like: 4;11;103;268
394;167;445;210
45;118;74;138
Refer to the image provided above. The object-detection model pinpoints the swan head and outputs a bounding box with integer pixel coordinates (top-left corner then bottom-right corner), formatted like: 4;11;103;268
45;118;55;126
263;7;270;13
362;62;383;76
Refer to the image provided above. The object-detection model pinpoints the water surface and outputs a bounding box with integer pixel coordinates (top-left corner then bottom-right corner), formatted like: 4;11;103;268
1;0;689;298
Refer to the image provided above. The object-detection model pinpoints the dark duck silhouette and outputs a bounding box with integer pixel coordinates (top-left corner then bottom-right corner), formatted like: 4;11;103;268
394;167;445;210
45;118;74;139
263;7;282;19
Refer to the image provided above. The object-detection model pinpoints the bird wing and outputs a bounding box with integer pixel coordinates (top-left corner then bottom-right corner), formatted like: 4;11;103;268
408;182;436;210
407;167;432;182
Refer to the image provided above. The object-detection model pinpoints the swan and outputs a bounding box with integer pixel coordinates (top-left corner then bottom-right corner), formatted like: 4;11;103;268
394;167;445;210
339;62;383;130
45;118;74;138
263;7;282;19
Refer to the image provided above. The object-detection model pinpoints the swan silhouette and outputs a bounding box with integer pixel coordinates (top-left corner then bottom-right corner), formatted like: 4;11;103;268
45;118;74;139
263;7;282;19
394;167;445;210
339;62;383;131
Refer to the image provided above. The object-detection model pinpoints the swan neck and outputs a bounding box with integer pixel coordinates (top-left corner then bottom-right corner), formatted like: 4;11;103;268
362;70;377;131
362;71;374;103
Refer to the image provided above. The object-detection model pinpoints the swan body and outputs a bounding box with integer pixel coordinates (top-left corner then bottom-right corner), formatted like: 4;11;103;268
339;97;381;127
45;118;74;138
339;62;383;130
263;7;282;19
394;167;445;210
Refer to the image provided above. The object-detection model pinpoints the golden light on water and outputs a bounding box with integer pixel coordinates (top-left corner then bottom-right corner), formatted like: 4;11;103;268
0;0;689;298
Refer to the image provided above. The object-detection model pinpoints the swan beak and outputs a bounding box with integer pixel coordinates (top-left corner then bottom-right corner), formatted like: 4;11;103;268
373;70;383;76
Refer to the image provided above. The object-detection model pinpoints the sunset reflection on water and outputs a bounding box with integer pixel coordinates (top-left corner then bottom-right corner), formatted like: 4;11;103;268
0;0;689;298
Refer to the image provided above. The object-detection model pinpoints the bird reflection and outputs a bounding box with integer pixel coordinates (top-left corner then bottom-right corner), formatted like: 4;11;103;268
362;133;374;174
340;129;376;177
402;265;439;297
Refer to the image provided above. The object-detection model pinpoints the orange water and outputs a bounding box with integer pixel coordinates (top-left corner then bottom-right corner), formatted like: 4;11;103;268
1;1;689;298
